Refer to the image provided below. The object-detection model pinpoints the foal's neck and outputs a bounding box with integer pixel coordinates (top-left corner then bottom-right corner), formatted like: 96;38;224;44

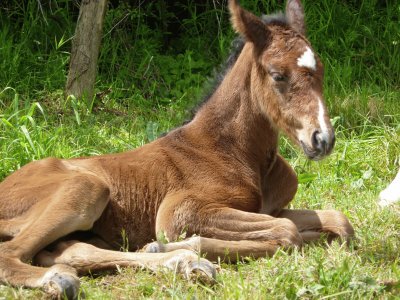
186;43;279;165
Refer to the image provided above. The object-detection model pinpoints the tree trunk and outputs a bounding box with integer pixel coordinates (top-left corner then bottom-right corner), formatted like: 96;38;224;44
65;0;108;100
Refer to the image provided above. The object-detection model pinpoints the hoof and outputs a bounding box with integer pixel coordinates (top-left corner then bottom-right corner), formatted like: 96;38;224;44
186;258;217;284
42;267;81;299
163;250;217;284
142;241;165;253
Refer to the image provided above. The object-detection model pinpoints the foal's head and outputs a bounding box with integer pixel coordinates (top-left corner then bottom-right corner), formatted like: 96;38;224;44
229;0;334;160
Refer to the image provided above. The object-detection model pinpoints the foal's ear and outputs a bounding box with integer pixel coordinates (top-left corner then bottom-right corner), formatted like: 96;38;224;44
228;0;270;50
286;0;306;36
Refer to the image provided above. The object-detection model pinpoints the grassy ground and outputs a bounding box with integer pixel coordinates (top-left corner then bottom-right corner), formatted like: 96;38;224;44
0;99;399;299
0;0;399;299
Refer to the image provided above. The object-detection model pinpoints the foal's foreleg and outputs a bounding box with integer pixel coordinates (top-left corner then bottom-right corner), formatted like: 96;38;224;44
260;155;354;242
260;155;298;216
146;208;353;261
277;209;354;242
154;202;302;261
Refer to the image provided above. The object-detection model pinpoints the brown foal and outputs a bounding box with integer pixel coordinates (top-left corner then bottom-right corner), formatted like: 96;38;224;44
0;0;354;298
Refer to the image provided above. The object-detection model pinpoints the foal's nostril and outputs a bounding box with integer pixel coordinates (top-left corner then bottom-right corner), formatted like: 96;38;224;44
311;130;320;149
311;130;327;152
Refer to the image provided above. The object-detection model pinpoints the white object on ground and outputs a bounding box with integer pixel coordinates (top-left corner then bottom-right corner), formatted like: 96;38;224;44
378;168;400;207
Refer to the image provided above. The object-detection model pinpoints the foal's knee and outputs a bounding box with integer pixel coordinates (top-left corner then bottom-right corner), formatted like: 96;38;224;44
276;218;302;247
326;210;355;241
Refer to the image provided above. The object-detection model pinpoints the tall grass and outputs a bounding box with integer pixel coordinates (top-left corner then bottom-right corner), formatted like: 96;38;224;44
304;0;400;128
0;1;74;94
1;1;398;127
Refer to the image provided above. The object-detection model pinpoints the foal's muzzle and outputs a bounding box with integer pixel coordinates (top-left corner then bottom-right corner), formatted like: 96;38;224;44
302;130;335;161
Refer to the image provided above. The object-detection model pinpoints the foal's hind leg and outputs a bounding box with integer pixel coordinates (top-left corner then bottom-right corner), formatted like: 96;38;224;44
34;240;216;283
0;173;110;299
144;235;292;262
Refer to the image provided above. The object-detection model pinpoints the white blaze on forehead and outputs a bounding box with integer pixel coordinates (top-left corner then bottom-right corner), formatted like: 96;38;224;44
297;47;316;70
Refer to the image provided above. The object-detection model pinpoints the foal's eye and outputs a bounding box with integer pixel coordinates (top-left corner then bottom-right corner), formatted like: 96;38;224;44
271;73;286;82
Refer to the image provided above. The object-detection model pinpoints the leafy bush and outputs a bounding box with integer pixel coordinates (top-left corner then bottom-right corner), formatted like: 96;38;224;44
0;0;398;128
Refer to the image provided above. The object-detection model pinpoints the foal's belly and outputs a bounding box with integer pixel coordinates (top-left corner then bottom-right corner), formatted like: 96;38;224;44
91;197;158;251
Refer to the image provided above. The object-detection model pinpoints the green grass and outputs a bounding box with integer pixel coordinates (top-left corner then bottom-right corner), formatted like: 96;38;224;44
0;118;399;299
0;0;399;299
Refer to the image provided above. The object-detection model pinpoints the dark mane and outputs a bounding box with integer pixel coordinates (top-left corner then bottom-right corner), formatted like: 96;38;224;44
261;12;288;27
184;12;289;123
194;37;245;111
179;37;245;125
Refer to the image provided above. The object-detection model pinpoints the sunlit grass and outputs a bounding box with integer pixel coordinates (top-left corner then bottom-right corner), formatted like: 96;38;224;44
0;87;399;299
0;0;399;298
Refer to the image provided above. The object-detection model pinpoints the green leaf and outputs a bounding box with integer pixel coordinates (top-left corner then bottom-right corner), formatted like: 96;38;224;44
20;125;36;155
298;173;318;184
146;121;159;142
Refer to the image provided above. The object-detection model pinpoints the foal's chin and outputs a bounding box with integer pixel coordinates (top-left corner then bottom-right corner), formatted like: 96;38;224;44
301;143;332;161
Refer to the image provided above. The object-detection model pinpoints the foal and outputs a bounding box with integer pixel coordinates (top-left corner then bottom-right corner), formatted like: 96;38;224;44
0;0;354;298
